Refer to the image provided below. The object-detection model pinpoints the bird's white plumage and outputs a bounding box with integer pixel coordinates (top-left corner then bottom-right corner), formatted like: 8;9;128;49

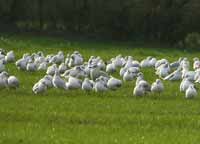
185;85;197;99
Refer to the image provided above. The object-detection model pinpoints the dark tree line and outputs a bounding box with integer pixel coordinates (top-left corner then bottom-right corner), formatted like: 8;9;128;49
0;0;200;42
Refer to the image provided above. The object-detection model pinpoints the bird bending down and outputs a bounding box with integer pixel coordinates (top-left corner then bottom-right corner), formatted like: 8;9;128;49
32;81;47;94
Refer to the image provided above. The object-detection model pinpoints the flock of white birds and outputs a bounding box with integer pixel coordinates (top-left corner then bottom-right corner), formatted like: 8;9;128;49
0;48;199;99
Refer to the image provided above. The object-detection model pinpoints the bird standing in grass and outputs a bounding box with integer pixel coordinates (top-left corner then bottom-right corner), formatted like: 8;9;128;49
151;79;164;94
193;57;200;70
39;75;53;88
180;78;193;92
26;59;37;72
46;64;57;76
94;78;108;92
82;78;94;91
133;84;145;96
58;63;68;74
123;70;135;81
7;76;19;88
107;76;122;90
66;76;82;89
52;70;67;90
0;71;8;88
136;72;144;85
106;63;116;73
185;85;197;99
5;50;15;63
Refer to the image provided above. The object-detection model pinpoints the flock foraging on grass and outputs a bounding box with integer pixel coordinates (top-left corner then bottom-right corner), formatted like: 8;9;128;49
0;48;199;99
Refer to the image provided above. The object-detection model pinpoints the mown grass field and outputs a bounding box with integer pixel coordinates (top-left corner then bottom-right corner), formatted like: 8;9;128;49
0;34;200;144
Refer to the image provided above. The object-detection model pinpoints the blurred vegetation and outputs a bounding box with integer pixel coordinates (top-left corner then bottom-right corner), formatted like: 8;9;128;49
0;0;200;43
184;33;200;49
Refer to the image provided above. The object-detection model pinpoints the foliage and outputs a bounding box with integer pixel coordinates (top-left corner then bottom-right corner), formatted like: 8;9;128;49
184;32;200;49
0;0;200;42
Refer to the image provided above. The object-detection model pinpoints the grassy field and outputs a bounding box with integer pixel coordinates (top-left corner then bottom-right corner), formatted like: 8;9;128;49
0;34;200;144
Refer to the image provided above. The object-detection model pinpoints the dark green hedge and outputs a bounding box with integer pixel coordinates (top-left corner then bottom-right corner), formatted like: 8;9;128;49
0;0;200;42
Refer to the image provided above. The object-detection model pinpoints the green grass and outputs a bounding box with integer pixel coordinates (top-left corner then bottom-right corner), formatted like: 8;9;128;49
0;34;200;144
